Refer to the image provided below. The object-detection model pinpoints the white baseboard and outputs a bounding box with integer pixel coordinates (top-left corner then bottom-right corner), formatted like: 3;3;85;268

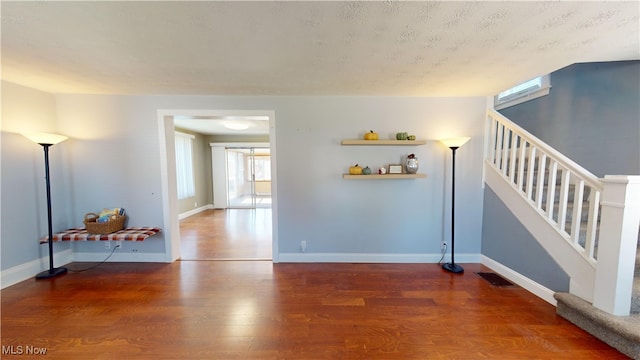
1;249;73;289
0;249;170;290
278;252;481;263
179;204;214;220
72;251;168;263
481;255;557;306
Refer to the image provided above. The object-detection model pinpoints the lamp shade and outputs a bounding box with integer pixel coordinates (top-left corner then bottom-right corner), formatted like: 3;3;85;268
440;137;470;148
23;132;68;145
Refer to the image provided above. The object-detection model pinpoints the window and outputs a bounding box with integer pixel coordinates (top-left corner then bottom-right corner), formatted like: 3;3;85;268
175;131;195;199
254;156;271;181
494;75;551;110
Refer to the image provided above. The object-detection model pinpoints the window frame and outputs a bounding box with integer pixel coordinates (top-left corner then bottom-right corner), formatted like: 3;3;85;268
494;75;551;110
175;131;196;200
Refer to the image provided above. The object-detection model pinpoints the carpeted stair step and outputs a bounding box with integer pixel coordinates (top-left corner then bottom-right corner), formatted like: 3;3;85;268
555;292;640;359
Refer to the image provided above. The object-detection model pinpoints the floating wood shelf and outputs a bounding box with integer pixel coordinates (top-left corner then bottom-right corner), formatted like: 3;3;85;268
341;139;427;146
342;173;427;180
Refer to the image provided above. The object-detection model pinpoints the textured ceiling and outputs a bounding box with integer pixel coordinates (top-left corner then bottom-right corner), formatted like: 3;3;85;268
1;1;639;97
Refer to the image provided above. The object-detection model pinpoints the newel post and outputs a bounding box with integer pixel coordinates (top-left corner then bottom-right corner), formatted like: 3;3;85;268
592;175;640;316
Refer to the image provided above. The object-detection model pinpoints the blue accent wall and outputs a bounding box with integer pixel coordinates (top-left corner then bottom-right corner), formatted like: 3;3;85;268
499;61;640;177
481;187;569;291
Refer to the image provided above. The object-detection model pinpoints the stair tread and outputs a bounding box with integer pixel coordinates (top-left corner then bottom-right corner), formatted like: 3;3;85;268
555;292;640;358
555;292;640;336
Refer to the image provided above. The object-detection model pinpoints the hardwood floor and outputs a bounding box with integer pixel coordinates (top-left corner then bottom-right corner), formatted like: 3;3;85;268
180;209;272;260
0;211;629;359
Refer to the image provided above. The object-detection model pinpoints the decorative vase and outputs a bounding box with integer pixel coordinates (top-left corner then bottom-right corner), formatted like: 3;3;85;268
405;156;419;174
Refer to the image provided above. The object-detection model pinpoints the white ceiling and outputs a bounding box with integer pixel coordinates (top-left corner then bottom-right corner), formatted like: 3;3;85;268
2;1;638;99
2;1;639;135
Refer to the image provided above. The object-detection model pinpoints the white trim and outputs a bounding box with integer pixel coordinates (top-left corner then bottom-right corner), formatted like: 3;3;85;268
481;255;557;306
178;204;214;220
600;201;625;209
1;249;73;289
278;252;481;263
602;175;640;184
158;113;181;262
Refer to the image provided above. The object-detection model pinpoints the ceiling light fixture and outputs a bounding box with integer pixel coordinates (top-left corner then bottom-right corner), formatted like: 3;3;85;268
224;122;249;130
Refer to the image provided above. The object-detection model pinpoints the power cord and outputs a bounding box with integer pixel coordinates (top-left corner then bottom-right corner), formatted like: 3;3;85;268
67;245;120;273
437;243;447;266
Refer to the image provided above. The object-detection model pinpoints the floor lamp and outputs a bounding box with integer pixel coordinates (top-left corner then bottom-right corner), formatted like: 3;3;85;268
440;137;470;274
24;132;69;280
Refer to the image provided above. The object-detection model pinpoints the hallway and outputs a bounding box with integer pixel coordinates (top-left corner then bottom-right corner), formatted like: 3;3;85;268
179;209;272;260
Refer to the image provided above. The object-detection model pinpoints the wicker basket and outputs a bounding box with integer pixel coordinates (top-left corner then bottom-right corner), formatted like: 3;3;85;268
84;212;126;234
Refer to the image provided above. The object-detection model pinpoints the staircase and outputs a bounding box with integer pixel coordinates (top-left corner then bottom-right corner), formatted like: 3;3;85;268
484;109;640;359
553;248;640;359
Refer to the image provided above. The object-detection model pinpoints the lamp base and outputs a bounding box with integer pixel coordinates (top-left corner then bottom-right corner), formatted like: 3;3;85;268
442;263;464;274
35;267;68;280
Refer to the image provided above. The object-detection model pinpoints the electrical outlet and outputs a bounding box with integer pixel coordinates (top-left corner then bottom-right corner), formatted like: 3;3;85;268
300;240;307;253
441;241;447;251
105;241;110;250
116;241;123;250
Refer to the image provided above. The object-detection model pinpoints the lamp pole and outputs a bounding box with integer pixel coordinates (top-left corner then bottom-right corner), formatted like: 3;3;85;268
439;137;470;274
24;132;69;280
35;143;68;279
443;146;463;273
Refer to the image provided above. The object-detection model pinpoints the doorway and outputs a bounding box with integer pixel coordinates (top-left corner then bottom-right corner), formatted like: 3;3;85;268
157;109;279;263
226;147;272;209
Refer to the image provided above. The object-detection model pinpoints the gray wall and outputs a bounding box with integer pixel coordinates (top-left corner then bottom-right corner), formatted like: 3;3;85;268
1;82;72;270
1;84;488;273
481;188;569;291
482;61;639;292
499;61;640;177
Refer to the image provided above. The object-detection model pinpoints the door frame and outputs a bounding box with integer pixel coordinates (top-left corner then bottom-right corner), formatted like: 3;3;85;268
157;109;279;263
211;143;271;209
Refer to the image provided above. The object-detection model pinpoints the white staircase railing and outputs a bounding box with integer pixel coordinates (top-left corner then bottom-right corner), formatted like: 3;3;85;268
485;109;640;316
486;110;603;263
